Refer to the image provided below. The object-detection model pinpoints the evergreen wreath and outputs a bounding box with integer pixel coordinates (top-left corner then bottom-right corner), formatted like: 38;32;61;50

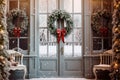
47;10;73;37
7;9;28;35
91;9;112;35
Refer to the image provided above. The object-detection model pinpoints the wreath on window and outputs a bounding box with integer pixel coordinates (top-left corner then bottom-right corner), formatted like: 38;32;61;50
91;9;112;36
7;9;28;36
47;10;73;43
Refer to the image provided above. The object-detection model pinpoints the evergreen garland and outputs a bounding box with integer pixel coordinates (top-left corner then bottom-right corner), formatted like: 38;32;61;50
0;0;10;80
110;0;120;80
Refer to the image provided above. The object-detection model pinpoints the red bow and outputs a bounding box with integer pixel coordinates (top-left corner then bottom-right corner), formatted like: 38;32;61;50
99;27;108;37
13;27;21;37
57;28;66;43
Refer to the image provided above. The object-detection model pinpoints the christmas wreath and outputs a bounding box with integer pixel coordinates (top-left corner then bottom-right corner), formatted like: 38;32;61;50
7;9;28;37
47;10;73;43
91;9;112;36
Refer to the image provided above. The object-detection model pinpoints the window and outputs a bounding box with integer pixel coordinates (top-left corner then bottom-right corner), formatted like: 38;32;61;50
7;0;29;54
91;0;112;53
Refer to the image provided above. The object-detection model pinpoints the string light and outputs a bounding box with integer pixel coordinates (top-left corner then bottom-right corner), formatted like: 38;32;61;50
114;63;118;69
110;0;120;79
0;29;4;34
0;44;4;50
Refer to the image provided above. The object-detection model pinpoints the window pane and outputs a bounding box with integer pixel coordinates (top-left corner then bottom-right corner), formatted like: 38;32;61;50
74;29;82;43
93;38;102;50
9;38;17;49
74;0;82;13
39;29;47;42
74;44;82;57
9;1;18;10
49;32;56;42
103;39;112;50
48;43;57;57
20;0;30;15
39;44;47;57
64;44;72;57
39;0;47;13
39;15;47;27
20;39;28;50
8;32;14;37
63;0;72;13
48;0;57;13
65;32;73;42
74;14;82;27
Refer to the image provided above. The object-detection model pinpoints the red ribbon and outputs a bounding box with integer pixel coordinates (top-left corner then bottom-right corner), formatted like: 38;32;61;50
13;27;21;37
57;28;66;43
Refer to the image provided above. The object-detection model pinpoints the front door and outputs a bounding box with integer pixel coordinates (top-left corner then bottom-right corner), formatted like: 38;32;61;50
38;0;83;77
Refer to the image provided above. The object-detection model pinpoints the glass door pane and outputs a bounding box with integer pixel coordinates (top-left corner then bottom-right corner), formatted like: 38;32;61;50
39;0;47;13
48;0;57;13
74;14;82;27
63;0;72;13
74;0;82;13
39;15;47;27
48;43;57;57
39;44;47;57
64;44;73;56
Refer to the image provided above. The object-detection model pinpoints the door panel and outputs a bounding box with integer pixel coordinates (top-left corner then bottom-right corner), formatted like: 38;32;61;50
39;58;58;77
64;58;83;77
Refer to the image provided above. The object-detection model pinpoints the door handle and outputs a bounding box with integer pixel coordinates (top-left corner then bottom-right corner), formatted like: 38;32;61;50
61;47;64;55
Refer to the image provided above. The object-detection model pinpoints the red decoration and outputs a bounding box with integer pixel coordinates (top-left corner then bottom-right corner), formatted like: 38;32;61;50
99;27;108;37
13;27;21;37
57;28;66;43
